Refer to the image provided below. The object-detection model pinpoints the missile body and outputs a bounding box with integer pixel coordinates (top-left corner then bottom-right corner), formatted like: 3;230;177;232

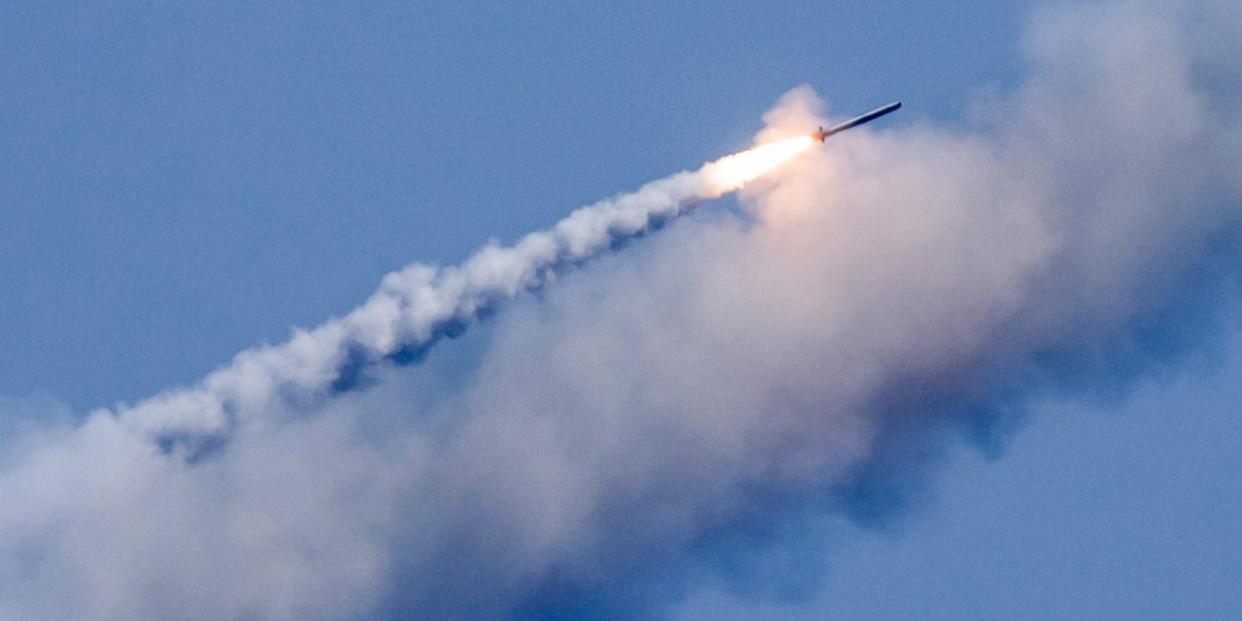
812;101;901;142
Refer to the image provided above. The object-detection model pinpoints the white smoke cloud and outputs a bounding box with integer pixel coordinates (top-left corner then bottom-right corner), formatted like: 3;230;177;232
1;0;1240;619
113;167;727;451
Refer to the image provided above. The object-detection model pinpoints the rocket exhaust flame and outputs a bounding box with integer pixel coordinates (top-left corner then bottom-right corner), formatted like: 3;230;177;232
702;100;900;193
704;136;816;193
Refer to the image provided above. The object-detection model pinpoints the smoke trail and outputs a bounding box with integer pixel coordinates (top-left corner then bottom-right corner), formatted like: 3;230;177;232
1;1;1240;620
119;142;810;458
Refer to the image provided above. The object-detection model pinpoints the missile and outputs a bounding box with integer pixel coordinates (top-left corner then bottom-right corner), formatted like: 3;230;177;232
811;101;902;143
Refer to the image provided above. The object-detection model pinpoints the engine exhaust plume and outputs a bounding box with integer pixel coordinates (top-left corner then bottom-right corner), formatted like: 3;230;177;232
116;134;818;453
704;136;816;192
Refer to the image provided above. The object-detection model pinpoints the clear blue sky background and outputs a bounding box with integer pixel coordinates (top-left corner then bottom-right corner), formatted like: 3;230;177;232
2;2;1238;619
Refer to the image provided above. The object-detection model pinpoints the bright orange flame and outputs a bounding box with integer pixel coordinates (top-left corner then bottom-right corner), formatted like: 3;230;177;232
704;135;815;193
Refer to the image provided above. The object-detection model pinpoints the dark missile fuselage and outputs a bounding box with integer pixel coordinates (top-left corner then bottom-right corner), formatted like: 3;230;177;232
812;101;902;143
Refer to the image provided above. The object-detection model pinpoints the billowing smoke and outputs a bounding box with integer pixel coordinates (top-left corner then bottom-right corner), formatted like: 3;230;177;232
1;0;1240;619
111;141;806;459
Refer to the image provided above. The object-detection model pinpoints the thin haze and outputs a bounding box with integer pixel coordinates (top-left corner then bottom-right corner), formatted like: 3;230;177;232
1;0;1240;619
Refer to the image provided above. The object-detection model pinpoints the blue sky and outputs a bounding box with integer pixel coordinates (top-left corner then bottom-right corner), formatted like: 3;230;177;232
2;2;1239;620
